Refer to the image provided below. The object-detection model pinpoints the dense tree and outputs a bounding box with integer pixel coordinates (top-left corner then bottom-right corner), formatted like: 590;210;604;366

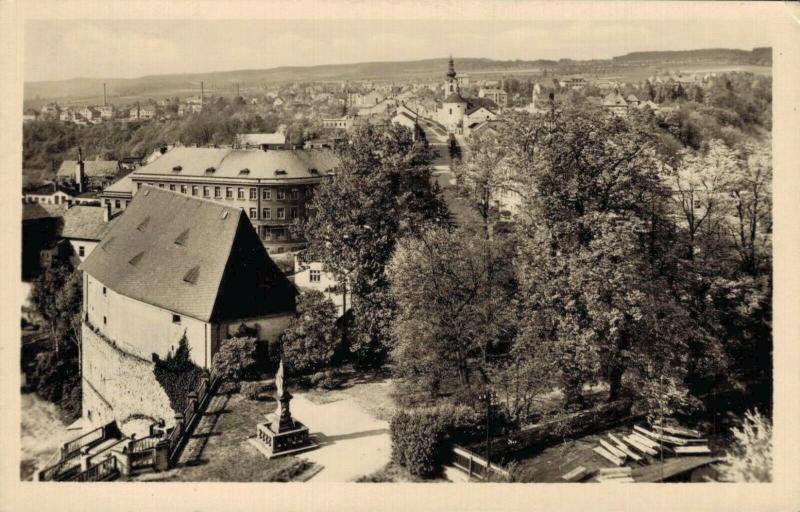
388;227;515;394
30;260;82;356
281;290;340;375
453;129;514;240
664;139;738;262
301;124;449;366
505;108;699;408
728;142;772;276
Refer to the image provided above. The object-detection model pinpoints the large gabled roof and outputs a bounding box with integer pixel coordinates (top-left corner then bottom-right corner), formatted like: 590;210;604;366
80;187;296;322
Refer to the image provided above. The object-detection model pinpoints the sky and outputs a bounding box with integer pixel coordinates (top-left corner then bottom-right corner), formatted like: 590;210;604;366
24;19;771;82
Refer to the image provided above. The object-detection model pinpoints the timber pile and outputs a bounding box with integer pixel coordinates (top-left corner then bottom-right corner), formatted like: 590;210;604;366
596;467;634;483
575;421;712;483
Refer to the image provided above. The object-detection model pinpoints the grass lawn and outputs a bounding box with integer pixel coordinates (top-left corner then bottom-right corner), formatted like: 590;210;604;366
133;390;314;482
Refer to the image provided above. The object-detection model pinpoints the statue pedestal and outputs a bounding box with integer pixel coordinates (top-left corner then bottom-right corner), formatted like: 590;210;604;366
251;361;316;459
252;419;315;459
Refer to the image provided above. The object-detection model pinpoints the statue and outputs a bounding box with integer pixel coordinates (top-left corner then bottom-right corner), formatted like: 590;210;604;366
272;359;294;432
275;359;285;398
252;358;314;458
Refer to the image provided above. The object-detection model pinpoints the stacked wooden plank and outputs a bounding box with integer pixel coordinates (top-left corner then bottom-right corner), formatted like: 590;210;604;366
593;445;624;466
607;434;643;463
595;467;634;483
585;421;712;484
561;465;593;482
638;424;712;455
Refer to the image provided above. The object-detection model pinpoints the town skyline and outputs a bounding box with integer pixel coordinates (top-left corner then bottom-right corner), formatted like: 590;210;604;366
25;19;771;83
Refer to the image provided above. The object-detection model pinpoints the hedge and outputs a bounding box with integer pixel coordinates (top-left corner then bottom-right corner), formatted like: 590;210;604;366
389;403;484;479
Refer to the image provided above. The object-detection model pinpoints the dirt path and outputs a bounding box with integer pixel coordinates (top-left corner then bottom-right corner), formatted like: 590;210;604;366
293;381;394;482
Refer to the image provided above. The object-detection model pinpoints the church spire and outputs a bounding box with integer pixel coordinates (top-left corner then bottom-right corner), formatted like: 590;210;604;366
446;54;456;80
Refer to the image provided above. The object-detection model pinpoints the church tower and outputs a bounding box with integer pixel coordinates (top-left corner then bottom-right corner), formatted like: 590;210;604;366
444;55;459;97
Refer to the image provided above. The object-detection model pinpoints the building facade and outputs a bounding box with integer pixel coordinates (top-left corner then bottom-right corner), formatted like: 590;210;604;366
100;147;339;254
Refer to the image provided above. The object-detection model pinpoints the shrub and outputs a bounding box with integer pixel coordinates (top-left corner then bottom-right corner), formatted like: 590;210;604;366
354;462;421;483
389;403;484;479
716;409;772;482
240;381;264;400
154;336;204;412
212;336;258;383
281;291;340;375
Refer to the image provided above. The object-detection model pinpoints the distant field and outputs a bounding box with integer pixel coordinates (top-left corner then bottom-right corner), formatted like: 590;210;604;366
595;64;772;83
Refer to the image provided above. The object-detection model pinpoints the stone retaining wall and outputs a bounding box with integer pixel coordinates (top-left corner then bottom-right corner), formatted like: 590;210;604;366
82;323;176;434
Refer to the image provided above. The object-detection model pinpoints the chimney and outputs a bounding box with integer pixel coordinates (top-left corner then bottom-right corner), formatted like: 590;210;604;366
75;147;85;194
103;201;111;222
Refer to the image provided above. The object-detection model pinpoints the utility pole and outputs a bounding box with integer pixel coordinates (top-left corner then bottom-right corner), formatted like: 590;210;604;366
201;81;205;105
479;390;493;478
659;373;664;481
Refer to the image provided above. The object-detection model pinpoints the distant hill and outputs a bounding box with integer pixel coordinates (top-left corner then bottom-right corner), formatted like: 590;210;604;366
24;48;771;103
613;47;772;65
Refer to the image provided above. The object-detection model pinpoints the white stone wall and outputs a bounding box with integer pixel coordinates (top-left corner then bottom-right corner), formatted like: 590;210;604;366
85;274;213;368
67;239;99;262
81;324;176;433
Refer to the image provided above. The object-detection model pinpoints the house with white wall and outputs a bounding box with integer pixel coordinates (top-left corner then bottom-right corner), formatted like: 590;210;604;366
79;186;297;431
60;204;116;262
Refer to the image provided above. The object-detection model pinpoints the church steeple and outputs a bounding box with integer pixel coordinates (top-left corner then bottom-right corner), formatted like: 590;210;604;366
446;54;457;80
444;55;459;97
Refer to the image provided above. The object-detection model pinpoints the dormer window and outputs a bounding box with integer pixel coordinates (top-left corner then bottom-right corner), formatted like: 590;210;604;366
275;169;287;176
174;229;189;246
172;165;182;172
183;266;200;284
205;167;216;175
129;251;144;266
136;217;150;232
239;168;250;176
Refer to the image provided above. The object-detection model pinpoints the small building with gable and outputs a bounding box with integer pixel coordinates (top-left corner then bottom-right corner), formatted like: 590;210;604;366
79;187;298;431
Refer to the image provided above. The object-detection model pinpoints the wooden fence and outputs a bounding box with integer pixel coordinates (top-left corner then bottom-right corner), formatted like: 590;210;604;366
69;456;119;482
166;373;220;466
451;444;510;481
37;421;121;481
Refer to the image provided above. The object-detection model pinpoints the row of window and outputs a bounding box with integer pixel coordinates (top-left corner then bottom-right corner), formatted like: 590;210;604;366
137;182;310;201
105;198;130;209
248;207;298;221
259;226;293;241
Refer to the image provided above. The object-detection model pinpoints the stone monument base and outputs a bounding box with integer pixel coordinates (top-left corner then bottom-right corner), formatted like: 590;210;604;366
252;418;317;459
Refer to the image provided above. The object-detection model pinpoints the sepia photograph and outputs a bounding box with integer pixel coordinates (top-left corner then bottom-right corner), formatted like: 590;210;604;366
2;1;799;511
